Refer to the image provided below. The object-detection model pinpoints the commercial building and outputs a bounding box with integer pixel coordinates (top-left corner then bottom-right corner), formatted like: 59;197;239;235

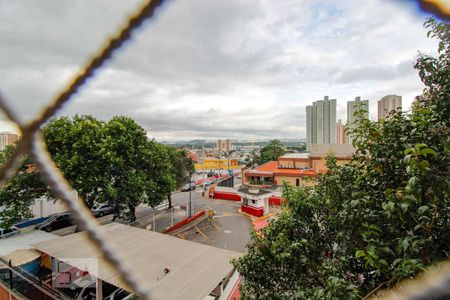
336;119;346;144
378;95;402;119
195;157;240;171
242;144;355;188
306;96;337;150
0;132;19;150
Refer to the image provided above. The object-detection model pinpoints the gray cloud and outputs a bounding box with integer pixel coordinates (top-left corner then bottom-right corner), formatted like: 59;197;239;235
335;60;416;83
0;0;439;139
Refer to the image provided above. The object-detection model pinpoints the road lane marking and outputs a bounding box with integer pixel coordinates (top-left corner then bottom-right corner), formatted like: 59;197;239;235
194;225;208;239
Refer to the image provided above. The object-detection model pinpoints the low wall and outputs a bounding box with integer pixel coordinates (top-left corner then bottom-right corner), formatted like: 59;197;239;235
163;210;206;234
241;205;264;217
213;191;241;202
268;196;284;206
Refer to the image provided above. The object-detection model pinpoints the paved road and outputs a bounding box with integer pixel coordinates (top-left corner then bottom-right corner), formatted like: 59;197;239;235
42;180;253;252
171;189;252;253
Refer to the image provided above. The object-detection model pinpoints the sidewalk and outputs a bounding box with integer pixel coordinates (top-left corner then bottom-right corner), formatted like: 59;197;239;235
131;206;187;232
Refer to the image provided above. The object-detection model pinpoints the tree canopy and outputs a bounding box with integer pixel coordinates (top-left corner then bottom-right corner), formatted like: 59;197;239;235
0;145;50;228
0;115;179;226
257;139;287;165
233;18;450;299
166;147;194;208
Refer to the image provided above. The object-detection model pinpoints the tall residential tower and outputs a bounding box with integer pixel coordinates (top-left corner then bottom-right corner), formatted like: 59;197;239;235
306;96;337;150
347;96;369;143
336;119;346;144
378;95;402;119
0;132;18;150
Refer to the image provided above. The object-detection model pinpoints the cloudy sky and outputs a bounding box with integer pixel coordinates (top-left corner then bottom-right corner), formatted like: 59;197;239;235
0;0;440;140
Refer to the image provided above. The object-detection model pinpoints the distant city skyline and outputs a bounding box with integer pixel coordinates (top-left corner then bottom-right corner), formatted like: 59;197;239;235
0;0;439;140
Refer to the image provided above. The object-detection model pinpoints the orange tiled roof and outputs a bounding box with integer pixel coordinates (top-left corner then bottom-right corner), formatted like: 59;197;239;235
255;161;278;172
247;161;321;178
274;168;319;177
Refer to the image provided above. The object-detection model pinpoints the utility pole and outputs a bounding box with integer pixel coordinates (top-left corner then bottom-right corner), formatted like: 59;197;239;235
188;170;192;218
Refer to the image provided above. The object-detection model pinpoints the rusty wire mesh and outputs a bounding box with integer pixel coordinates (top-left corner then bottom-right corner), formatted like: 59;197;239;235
0;1;449;300
0;1;166;299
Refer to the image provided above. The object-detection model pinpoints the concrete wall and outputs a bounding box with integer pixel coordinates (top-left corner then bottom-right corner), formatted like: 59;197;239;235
310;157;351;170
275;176;317;187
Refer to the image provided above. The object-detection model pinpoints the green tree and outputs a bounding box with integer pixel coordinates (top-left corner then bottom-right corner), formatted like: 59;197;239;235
259;139;286;164
166;147;194;208
233;18;450;299
0;146;50;228
0;115;174;225
142;140;175;211
43;115;110;208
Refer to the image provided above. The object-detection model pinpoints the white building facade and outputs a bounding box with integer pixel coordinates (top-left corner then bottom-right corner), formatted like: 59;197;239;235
306;96;336;150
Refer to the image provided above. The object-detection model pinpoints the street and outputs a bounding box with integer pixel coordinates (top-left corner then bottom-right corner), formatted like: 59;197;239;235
170;188;252;253
36;178;252;253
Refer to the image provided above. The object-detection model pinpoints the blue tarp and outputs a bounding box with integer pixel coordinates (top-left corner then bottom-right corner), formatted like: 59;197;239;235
14;217;49;228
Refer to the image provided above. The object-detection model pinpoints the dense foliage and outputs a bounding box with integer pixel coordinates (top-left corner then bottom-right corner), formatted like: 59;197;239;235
0;115;187;226
254;139;287;165
0;146;50;227
233;18;449;299
166;147;195;208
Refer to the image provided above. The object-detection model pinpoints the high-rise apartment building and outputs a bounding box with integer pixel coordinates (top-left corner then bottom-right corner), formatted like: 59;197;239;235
306;96;337;150
336;119;346;144
378;95;402;119
347;96;369;124
0;132;18;150
347;96;369;143
217;139;232;154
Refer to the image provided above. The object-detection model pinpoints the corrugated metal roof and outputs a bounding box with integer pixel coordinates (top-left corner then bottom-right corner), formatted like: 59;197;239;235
4;249;41;267
33;222;241;300
0;230;59;256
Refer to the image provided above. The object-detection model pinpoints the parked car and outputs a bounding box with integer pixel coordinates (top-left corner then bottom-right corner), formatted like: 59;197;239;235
0;227;20;239
58;279;121;300
58;282;96;300
91;203;114;217
35;213;75;232
181;183;196;192
105;288;133;300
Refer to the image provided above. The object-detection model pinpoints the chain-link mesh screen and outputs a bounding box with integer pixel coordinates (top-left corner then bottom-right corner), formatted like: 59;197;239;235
0;1;166;299
0;1;448;299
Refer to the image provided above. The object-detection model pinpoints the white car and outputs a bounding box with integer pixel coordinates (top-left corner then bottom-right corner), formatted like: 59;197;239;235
0;227;20;239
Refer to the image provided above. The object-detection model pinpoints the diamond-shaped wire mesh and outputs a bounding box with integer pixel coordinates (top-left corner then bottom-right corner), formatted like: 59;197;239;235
0;1;166;299
0;1;448;299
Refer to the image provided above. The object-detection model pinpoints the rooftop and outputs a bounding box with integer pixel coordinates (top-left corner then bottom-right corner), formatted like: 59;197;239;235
0;230;59;257
237;187;273;196
246;161;320;177
278;153;309;159
33;222;241;300
309;144;355;157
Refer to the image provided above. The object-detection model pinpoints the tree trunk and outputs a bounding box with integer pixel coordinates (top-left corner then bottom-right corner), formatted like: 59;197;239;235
128;203;136;222
167;193;172;209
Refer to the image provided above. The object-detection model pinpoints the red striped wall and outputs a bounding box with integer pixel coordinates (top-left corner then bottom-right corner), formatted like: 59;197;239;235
213;191;241;201
268;196;283;206
163;210;206;233
241;205;264;217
